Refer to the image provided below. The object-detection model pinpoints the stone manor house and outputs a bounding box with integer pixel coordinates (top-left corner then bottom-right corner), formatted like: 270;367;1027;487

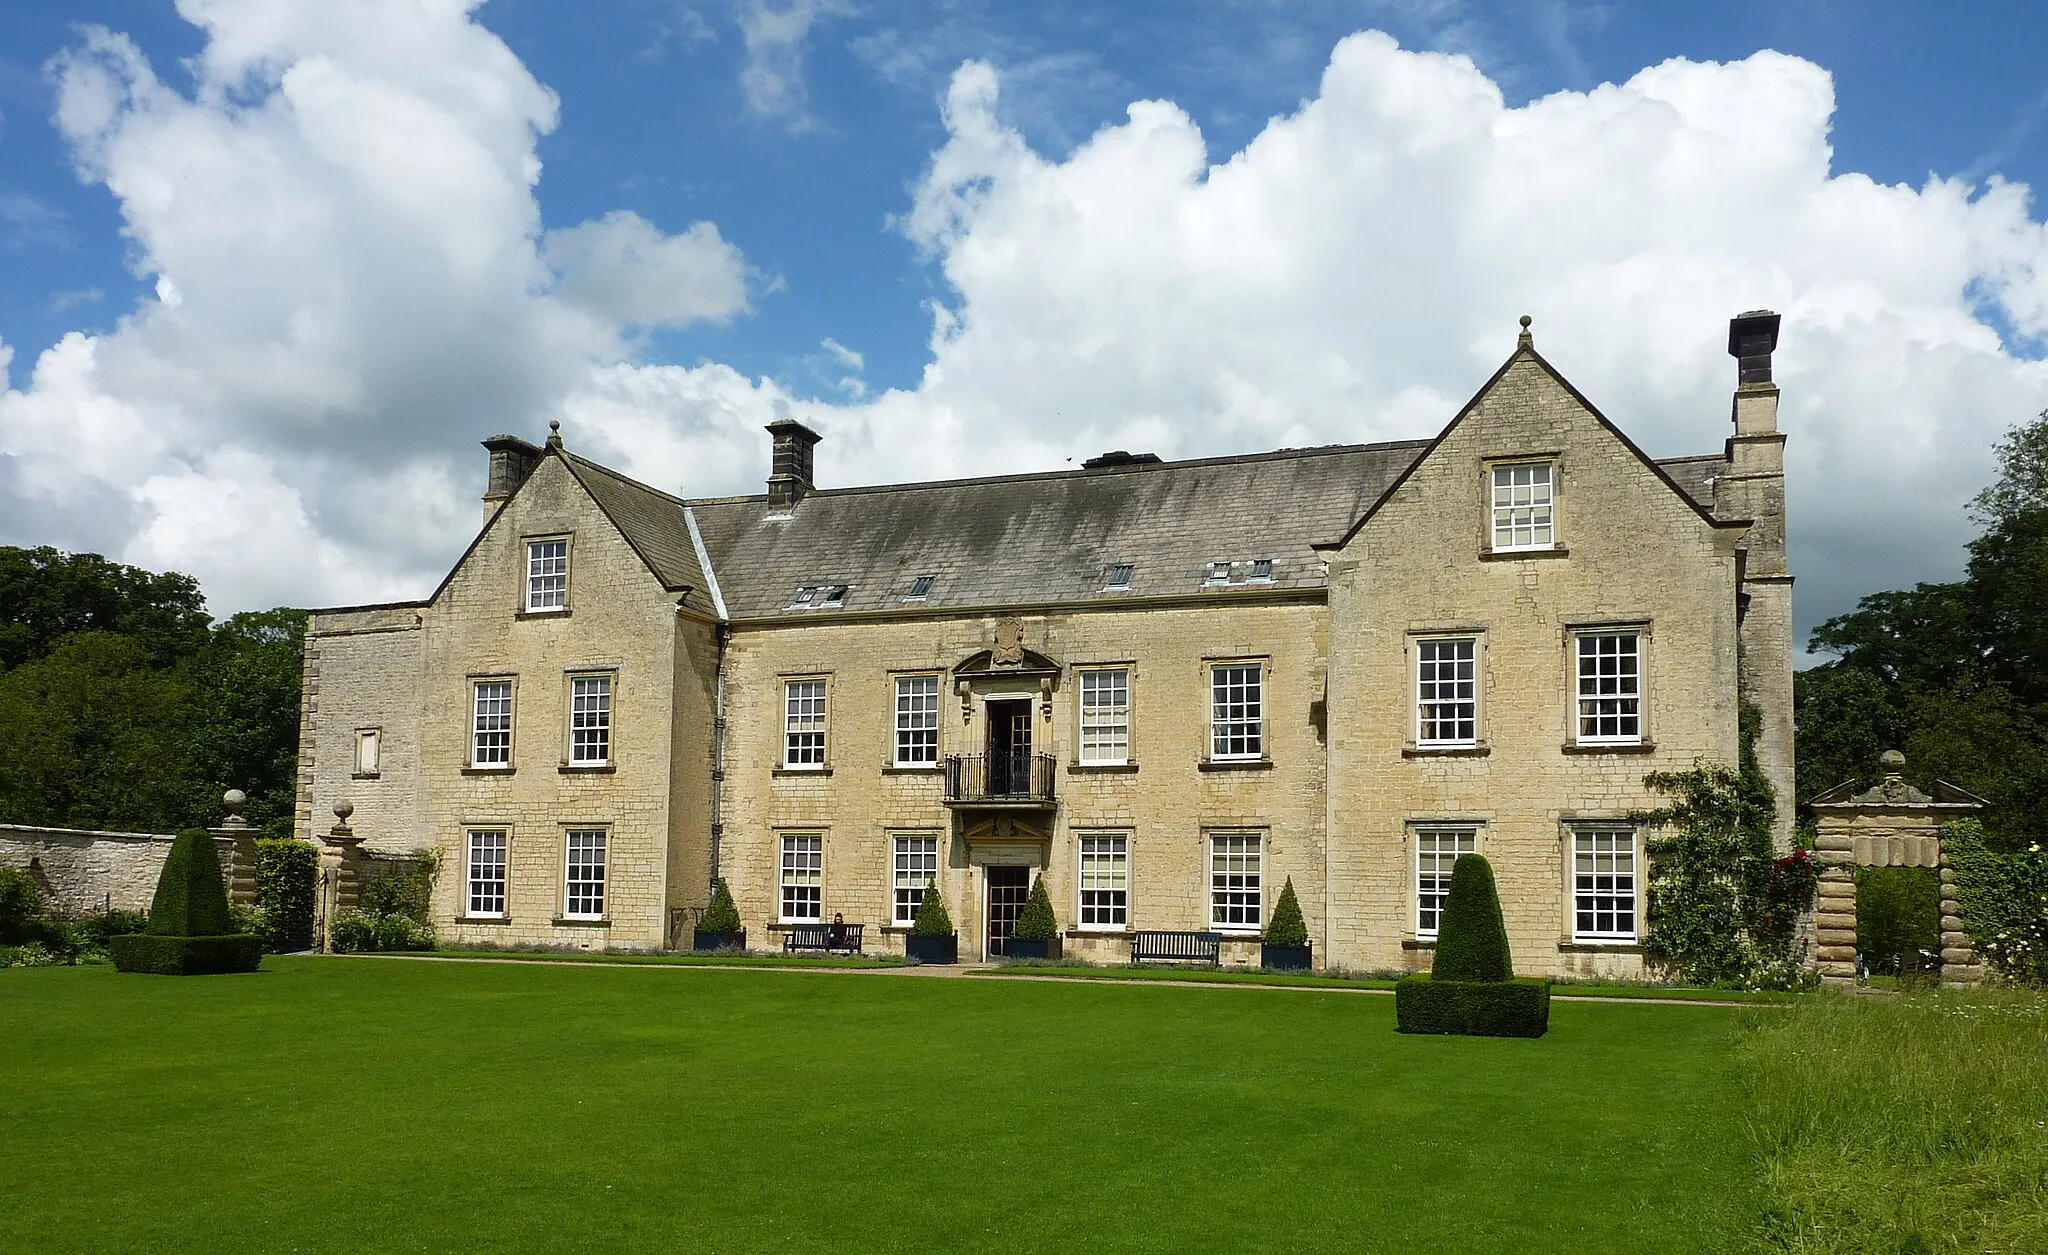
296;312;1794;977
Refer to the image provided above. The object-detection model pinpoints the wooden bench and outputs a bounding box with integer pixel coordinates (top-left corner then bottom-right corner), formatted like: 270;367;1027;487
1130;930;1222;966
784;922;864;956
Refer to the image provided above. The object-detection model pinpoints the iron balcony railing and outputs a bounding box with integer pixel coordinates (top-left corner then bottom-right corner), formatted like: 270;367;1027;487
944;752;1058;806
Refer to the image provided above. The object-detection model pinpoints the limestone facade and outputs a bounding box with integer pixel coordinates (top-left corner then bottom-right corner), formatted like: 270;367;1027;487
299;314;1794;975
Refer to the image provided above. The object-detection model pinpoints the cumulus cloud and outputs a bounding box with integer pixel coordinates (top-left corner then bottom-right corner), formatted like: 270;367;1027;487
2;14;2046;646
0;0;755;611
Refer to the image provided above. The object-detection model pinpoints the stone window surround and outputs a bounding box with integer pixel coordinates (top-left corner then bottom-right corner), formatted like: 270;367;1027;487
1482;452;1563;555
890;831;940;925
1405;626;1486;755
778;830;825;923
462;825;510;920
779;672;832;772
1073;662;1135;768
1203;656;1270;766
564;669;617;770
1548;818;1646;945
519;533;572;616
352;726;382;779
1561;618;1654;752
465;673;517;771
1206;828;1265;934
890;672;943;769
1411;822;1482;940
561;825;609;923
1075;830;1131;930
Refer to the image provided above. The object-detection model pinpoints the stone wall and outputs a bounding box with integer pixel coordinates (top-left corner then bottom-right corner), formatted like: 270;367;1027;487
0;824;175;914
1324;349;1751;979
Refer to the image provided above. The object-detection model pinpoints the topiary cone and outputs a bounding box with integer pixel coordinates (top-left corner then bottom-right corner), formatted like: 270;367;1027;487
146;829;236;937
911;879;954;936
698;879;742;934
1013;876;1058;940
1265;877;1309;947
1432;854;1512;982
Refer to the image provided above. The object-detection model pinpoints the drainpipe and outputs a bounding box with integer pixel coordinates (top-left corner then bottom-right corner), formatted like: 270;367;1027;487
709;622;730;894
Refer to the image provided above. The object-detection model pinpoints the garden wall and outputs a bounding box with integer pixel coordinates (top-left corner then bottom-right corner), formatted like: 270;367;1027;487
0;823;176;914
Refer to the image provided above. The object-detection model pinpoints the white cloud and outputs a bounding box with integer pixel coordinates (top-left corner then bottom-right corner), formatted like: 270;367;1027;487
3;14;2046;650
735;0;851;131
0;0;755;612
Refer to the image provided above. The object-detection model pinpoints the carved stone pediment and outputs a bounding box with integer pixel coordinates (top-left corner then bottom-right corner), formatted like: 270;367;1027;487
952;647;1061;682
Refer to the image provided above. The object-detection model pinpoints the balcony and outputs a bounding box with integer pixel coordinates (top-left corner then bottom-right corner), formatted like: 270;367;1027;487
944;753;1058;808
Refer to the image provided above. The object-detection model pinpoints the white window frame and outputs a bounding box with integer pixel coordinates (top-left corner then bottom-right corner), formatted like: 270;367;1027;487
563;829;607;921
1077;667;1130;766
891;834;939;926
470;679;513;769
1209;831;1263;932
1572;827;1640;942
354;727;381;776
893;675;940;767
1414;826;1479;940
568;673;613;765
783;678;827;768
1490;462;1555;552
1208;662;1264;761
779;833;823;923
1575;632;1643;746
1077;833;1129;930
1415;637;1478;747
524;537;569;613
466;829;507;919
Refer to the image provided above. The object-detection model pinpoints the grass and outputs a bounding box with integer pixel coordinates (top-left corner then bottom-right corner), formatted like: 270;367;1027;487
1;956;1759;1254
972;959;1799;1002
1740;988;2048;1254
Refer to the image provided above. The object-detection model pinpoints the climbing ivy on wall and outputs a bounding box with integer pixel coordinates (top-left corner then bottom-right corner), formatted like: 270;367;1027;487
1637;701;1817;988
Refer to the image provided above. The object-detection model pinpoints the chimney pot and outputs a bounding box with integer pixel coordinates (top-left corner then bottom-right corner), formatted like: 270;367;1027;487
766;419;822;509
1727;310;1781;386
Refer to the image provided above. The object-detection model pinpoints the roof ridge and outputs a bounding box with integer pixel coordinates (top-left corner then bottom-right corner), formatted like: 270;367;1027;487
681;437;1437;507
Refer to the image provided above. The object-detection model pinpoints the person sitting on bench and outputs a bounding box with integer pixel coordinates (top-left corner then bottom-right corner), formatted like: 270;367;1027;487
827;913;849;952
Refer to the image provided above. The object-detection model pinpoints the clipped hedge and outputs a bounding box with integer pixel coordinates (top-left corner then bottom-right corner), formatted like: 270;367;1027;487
1395;975;1552;1037
1014;876;1058;941
1265;877;1308;947
910;879;953;936
1396;852;1549;1037
1432;854;1512;982
699;879;743;934
114;829;259;974
108;933;263;976
254;839;318;952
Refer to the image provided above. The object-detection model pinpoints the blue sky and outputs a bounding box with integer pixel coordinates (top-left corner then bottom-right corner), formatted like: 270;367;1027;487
0;1;2045;634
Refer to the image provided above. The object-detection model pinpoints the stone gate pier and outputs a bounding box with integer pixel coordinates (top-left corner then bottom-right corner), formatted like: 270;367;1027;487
1808;750;1986;990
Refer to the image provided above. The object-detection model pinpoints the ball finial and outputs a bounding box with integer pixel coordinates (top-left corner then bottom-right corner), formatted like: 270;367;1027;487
334;800;354;822
1879;749;1906;772
222;788;247;814
1519;314;1532;329
549;420;561;433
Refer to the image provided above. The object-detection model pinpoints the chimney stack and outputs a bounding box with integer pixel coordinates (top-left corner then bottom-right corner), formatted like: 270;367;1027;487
766;419;822;510
1727;309;1781;435
481;433;544;523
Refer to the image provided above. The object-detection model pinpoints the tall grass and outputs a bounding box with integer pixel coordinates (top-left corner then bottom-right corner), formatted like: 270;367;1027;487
1741;989;2048;1253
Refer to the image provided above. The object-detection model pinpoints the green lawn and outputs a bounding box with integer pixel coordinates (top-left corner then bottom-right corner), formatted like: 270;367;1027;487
1;957;1762;1254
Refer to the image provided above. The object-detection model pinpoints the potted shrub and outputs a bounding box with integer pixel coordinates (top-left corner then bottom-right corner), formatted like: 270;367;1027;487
1394;854;1549;1038
1261;877;1312;970
1006;875;1061;960
693;879;746;952
904;879;958;964
109;829;262;975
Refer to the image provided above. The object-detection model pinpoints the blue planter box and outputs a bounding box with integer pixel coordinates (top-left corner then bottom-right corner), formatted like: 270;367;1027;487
1006;936;1061;961
693;929;746;953
1261;943;1312;971
905;933;958;964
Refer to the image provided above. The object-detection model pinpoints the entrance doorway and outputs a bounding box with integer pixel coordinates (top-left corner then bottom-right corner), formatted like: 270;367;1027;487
986;698;1033;797
985;865;1030;959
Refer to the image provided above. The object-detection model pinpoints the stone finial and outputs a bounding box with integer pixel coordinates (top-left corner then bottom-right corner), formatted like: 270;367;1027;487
1517;314;1533;348
220;788;249;829
333;801;354;823
546;419;563;450
1879;748;1906;772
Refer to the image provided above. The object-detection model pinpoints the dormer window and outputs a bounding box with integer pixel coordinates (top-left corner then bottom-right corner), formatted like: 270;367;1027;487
1102;563;1133;591
1247;559;1275;583
904;575;935;602
789;584;849;609
525;538;569;612
1204;561;1231;585
1205;559;1275;586
1490;462;1555;551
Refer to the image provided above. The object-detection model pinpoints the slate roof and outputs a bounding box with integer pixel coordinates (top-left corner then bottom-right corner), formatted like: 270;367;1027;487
474;425;1730;623
561;452;711;596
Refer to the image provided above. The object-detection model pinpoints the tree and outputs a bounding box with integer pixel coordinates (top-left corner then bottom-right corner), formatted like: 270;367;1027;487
1970;408;2048;526
0;546;210;671
184;608;307;835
